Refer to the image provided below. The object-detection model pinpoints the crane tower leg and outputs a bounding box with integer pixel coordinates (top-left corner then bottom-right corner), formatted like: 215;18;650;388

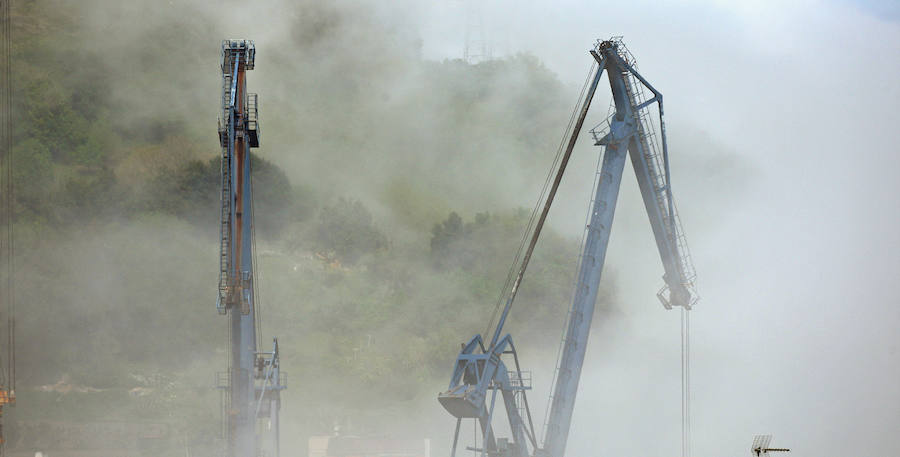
216;39;283;457
542;137;628;457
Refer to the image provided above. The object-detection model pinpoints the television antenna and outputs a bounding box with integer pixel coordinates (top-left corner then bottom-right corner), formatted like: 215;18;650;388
752;435;790;456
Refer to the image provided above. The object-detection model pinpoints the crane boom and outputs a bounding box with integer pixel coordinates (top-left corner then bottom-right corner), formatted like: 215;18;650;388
438;46;605;457
215;39;284;457
541;39;696;457
539;50;627;457
439;38;697;457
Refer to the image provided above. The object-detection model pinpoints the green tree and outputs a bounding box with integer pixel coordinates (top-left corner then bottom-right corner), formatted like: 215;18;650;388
314;198;387;264
11;138;53;215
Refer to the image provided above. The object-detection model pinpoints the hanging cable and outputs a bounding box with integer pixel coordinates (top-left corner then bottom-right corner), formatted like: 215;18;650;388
483;60;599;345
1;0;13;396
0;2;14;454
0;0;7;393
681;307;691;457
5;0;13;396
249;152;262;351
473;415;477;457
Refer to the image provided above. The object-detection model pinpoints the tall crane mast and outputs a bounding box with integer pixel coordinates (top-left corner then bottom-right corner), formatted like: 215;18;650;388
438;37;697;457
215;39;285;457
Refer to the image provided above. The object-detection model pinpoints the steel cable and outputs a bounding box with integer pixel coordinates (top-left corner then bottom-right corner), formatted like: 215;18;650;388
483;60;598;344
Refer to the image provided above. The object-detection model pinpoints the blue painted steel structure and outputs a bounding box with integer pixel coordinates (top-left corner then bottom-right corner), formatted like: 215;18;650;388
215;39;285;457
438;38;697;457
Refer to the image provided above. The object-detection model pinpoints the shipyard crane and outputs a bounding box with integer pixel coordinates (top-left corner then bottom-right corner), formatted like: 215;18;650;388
438;37;697;457
215;39;285;457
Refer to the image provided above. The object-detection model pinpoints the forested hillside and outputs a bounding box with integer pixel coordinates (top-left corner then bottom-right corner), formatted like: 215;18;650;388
3;0;615;454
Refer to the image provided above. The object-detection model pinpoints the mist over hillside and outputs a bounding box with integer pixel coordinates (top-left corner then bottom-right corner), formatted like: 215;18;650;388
10;1;890;457
4;0;614;454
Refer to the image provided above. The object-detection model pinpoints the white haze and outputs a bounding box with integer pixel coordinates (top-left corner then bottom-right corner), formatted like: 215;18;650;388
223;1;898;455
47;0;899;456
406;1;900;457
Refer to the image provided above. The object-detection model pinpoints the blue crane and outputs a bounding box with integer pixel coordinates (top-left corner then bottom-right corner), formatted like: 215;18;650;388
216;39;286;457
438;37;697;457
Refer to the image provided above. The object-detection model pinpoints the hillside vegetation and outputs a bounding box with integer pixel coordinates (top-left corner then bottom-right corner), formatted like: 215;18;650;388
3;1;615;454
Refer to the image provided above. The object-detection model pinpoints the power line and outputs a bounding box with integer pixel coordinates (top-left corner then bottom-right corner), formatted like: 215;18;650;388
4;0;13;397
0;1;14;454
681;308;690;457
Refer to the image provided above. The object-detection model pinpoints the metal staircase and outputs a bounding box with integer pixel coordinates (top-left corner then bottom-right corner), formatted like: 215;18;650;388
216;73;234;315
622;68;698;309
589;39;698;309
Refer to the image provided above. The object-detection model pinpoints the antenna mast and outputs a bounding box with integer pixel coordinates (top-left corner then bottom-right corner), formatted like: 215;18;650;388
463;0;491;63
752;435;791;457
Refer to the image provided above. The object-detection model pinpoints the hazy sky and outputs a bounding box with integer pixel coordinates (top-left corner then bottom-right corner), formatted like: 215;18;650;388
399;1;900;456
86;0;897;455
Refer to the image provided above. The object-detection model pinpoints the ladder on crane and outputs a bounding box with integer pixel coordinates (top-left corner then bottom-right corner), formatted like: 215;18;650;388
589;40;697;309
214;39;283;457
217;71;232;314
